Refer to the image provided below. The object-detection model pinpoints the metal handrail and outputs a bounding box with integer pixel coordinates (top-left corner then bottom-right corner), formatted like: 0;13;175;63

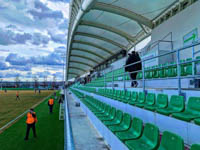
86;40;200;94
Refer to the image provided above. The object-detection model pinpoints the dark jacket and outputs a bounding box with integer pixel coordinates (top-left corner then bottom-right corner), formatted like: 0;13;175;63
125;52;142;73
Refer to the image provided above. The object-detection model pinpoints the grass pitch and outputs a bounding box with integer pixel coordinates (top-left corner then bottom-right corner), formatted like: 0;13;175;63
0;94;64;150
0;90;54;128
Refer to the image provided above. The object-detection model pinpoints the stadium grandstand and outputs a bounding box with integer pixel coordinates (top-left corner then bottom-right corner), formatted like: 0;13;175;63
65;0;200;150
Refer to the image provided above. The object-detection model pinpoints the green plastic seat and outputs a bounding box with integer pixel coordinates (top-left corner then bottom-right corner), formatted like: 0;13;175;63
194;118;200;126
185;58;192;75
158;131;184;150
115;117;143;142
117;90;122;101
124;91;131;103
145;94;168;111
128;91;138;105
153;65;159;78
96;105;111;117
99;107;116;121
191;144;200;150
180;59;186;76
136;71;143;79
145;67;150;79
149;67;153;79
125;123;160;150
135;92;146;108
119;90;125;102
168;62;177;77
157;95;184;116
159;64;166;78
108;113;131;133
172;97;200;122
103;110;123;126
143;93;156;109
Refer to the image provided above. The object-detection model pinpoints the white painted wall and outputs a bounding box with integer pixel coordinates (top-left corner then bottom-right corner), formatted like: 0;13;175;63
151;1;200;60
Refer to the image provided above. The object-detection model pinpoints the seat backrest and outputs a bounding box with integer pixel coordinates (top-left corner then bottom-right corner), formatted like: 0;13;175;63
126;91;131;97
117;90;121;97
142;123;159;147
158;131;184;150
187;97;200;114
169;95;184;111
122;113;131;128
146;93;156;105
115;110;123;121
191;144;200;150
110;107;116;118
130;117;143;137
138;92;145;103
157;94;168;108
131;91;138;101
121;91;125;97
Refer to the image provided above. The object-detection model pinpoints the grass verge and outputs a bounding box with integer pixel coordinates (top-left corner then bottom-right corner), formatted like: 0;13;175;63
0;97;64;150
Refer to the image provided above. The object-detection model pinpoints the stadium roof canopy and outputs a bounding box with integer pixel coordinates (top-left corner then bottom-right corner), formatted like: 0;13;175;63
66;0;190;80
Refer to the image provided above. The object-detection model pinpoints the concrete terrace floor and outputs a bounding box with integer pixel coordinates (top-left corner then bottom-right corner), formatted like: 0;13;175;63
67;92;109;150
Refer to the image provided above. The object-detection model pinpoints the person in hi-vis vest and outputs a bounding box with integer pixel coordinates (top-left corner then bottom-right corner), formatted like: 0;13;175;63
16;91;20;100
48;97;54;114
24;108;37;140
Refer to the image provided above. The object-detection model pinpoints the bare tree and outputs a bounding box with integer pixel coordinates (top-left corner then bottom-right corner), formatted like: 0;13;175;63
26;80;30;88
52;76;57;89
15;75;20;88
43;76;47;89
33;76;39;89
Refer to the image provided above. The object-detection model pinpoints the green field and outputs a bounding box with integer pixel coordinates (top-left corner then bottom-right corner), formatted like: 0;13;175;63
0;94;64;150
0;90;54;128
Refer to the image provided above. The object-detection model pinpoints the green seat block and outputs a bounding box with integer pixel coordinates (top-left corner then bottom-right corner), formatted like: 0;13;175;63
129;91;138;105
125;123;160;150
191;144;200;150
115;117;143;142
135;92;146;108
157;95;184;116
172;97;200;122
158;131;184;150
143;93;156;110
103;110;123;126
108;113;131;133
99;107;116;121
194;118;200;126
145;94;168;111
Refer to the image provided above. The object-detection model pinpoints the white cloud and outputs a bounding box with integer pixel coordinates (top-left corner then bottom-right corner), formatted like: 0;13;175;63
45;1;69;19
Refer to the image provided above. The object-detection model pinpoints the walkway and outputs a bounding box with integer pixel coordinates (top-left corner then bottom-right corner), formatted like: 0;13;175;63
67;92;109;150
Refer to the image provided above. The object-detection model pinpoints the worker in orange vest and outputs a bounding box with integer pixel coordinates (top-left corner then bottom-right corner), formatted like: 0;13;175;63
48;97;54;114
16;91;20;100
24;108;37;140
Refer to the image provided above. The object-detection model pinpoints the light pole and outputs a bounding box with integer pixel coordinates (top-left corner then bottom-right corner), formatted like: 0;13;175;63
61;55;66;89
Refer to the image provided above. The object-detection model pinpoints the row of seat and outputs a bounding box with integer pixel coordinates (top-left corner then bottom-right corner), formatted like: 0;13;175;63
76;87;200;125
70;89;200;150
85;56;200;87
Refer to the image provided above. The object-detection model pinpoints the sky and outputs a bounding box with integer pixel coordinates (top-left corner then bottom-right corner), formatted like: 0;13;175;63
0;0;70;82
